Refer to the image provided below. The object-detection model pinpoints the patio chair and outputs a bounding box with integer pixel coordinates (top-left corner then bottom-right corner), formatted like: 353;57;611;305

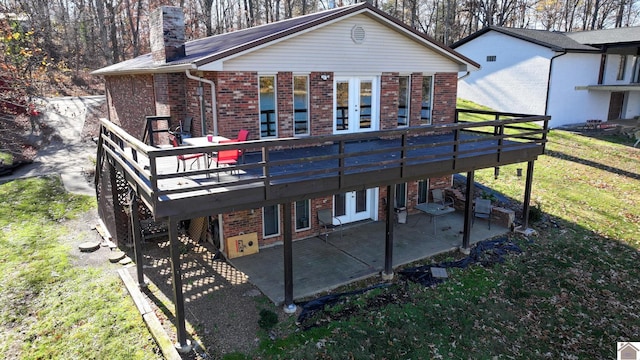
171;135;205;172
211;139;240;180
432;188;454;208
317;208;342;242
473;198;492;229
178;116;193;139
236;129;250;163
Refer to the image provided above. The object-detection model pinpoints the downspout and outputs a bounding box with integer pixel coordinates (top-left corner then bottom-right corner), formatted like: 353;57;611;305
185;70;218;136
544;51;567;117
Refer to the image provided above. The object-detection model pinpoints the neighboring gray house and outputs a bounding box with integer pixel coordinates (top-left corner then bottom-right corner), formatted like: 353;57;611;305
452;26;640;128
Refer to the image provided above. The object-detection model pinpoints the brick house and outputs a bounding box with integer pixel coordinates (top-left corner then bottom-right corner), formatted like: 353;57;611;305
93;3;478;253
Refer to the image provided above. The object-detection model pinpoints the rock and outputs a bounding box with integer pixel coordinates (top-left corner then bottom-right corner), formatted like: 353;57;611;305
78;240;101;252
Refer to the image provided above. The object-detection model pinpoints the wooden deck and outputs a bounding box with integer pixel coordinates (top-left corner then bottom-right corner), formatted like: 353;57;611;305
97;110;549;220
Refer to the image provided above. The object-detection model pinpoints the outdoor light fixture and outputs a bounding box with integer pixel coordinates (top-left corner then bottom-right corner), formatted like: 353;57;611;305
320;74;330;81
517;168;523;178
494;167;500;179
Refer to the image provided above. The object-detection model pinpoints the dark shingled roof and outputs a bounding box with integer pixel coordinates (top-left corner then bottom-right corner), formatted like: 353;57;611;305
93;2;478;75
565;26;640;46
451;26;599;52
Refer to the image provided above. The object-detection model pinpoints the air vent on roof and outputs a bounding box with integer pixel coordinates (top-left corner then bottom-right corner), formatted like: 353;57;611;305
351;25;366;44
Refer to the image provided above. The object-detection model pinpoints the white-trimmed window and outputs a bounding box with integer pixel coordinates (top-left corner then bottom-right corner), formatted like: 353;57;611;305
420;76;433;125
417;179;429;204
618;55;627;80
398;76;410;127
263;205;280;237
293;75;309;136
395;183;407;208
295;200;311;230
259;75;277;138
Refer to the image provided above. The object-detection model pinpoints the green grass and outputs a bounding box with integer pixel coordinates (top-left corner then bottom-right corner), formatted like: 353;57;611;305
0;176;160;359
236;102;640;359
0;152;12;165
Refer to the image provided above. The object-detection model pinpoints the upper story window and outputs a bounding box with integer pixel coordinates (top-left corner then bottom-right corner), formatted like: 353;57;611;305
486;55;497;62
259;75;277;138
397;76;410;127
617;55;627;81
420;76;433;125
293;75;309;136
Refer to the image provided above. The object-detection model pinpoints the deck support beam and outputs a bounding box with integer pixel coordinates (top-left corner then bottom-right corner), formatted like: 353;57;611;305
461;170;475;252
516;161;536;235
382;184;395;280
168;217;190;352
282;203;297;313
129;194;146;287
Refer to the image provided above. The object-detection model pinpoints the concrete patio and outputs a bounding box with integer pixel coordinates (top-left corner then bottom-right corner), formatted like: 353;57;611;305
229;209;509;304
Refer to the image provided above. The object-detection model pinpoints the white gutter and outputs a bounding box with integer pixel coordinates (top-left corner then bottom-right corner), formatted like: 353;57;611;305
185;70;218;136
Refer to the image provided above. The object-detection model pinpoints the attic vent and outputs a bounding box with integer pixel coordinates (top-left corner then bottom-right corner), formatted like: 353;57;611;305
351;25;366;44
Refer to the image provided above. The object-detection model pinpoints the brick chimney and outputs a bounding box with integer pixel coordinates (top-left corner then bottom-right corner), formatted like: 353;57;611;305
150;6;186;64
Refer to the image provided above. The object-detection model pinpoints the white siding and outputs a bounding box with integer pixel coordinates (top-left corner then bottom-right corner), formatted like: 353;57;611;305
456;31;552;116
547;53;608;126
623;92;640;118
206;14;460;73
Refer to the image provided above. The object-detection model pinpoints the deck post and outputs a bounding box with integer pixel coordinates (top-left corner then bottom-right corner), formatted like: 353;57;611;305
168;217;191;352
129;194;146;287
382;184;395;280
516;161;537;235
461;171;475;253
282;203;297;313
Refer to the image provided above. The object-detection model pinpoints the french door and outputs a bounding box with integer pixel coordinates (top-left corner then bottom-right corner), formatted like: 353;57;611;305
333;188;377;224
334;76;379;134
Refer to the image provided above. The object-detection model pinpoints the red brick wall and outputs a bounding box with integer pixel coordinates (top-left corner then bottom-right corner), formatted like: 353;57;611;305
309;72;333;136
380;72;399;130
105;75;156;139
432;73;457;125
277;72;294;138
215;72;260;140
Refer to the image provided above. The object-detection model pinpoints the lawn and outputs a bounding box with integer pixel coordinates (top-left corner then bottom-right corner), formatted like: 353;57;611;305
2;115;638;359
0;176;160;359
236;125;640;358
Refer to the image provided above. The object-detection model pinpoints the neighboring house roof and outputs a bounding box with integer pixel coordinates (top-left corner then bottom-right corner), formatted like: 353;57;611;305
93;2;478;76
451;26;599;52
565;26;640;46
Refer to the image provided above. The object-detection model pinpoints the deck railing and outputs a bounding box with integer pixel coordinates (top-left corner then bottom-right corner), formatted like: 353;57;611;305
97;111;549;217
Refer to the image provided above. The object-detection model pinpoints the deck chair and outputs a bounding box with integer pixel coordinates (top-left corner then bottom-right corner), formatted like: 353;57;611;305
171;135;204;172
432;188;454;207
211;139;239;180
473;198;492;229
317;208;342;242
178;116;193;139
236;129;250;163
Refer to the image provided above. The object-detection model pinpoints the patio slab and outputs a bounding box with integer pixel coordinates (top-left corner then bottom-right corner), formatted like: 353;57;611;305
229;210;508;304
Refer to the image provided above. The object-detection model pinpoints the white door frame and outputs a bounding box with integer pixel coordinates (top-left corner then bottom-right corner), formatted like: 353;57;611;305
333;188;379;225
333;76;379;134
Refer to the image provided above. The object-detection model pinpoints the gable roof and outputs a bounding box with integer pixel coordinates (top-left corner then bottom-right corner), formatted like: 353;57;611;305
451;26;599;52
93;2;478;76
565;26;640;46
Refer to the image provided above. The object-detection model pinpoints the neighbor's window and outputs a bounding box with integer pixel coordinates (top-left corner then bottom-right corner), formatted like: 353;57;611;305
486;55;496;62
295;200;311;230
395;183;407;208
259;75;277;138
417;179;429;204
398;76;410;127
293;75;309;136
618;55;627;80
420;76;433;125
632;56;640;83
263;204;280;237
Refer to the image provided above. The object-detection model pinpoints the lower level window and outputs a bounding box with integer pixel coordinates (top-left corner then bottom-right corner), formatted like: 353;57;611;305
417;179;429;204
295;200;310;230
263;205;280;237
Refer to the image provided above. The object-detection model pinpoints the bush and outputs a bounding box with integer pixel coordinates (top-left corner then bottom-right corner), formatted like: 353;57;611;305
258;309;278;330
528;202;543;223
